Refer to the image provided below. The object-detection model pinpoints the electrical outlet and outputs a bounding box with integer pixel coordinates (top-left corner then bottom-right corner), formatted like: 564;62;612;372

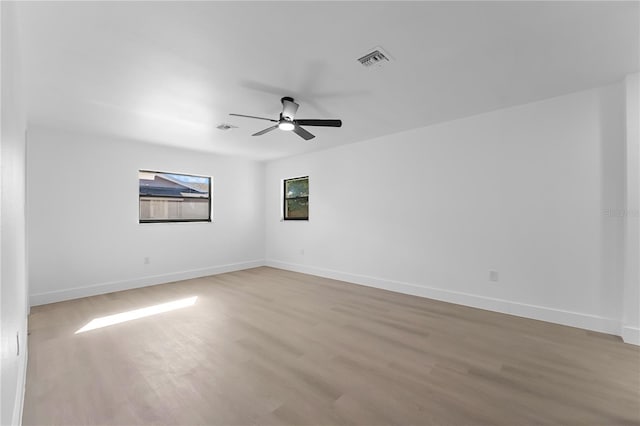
489;270;499;282
144;257;150;264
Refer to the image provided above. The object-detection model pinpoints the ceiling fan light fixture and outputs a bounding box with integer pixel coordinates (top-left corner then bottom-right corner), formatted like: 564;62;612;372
278;120;295;131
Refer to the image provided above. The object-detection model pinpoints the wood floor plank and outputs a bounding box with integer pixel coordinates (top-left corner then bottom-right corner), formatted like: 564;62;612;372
23;267;640;425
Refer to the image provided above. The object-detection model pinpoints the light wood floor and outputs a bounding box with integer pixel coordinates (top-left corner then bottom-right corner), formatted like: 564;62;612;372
24;267;640;425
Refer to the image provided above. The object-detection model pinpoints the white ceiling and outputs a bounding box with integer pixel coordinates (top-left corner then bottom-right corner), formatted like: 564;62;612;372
16;1;639;161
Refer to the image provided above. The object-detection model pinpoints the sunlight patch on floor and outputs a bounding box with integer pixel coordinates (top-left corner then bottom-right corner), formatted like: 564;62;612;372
75;296;198;334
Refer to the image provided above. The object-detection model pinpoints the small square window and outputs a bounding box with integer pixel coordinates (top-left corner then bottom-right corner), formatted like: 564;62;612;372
284;176;309;220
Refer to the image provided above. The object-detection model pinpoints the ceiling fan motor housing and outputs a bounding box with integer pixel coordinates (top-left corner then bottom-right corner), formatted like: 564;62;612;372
281;96;298;121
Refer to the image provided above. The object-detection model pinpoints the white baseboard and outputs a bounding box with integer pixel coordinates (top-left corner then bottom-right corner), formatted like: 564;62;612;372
29;258;633;345
622;326;640;345
266;260;624;339
30;259;265;306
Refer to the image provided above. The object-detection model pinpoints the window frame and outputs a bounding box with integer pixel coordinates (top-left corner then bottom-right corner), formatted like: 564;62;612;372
139;170;212;224
283;176;309;221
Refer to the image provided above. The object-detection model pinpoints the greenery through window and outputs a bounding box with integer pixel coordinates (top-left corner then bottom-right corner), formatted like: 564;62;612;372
139;170;211;223
284;176;309;220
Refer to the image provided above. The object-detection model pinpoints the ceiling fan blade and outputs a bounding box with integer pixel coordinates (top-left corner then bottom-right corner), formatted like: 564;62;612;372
294;119;342;127
252;125;279;136
240;80;290;97
293;125;315;141
229;113;277;122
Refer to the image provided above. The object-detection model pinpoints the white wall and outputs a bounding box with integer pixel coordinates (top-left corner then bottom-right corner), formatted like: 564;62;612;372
1;2;29;424
623;72;640;345
265;84;627;338
27;126;265;305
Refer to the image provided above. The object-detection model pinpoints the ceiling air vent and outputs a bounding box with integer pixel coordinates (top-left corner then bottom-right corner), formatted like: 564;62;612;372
357;47;392;68
216;123;237;131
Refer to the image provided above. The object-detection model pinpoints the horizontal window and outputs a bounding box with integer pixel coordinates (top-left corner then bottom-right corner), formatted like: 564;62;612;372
139;170;211;223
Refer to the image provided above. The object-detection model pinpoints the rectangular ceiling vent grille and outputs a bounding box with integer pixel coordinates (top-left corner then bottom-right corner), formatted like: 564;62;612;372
357;47;392;68
216;123;237;131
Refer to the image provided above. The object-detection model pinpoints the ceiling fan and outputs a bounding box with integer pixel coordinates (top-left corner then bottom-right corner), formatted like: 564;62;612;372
230;97;342;140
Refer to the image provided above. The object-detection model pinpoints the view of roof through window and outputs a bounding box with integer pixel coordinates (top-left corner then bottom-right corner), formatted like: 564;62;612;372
139;171;211;223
